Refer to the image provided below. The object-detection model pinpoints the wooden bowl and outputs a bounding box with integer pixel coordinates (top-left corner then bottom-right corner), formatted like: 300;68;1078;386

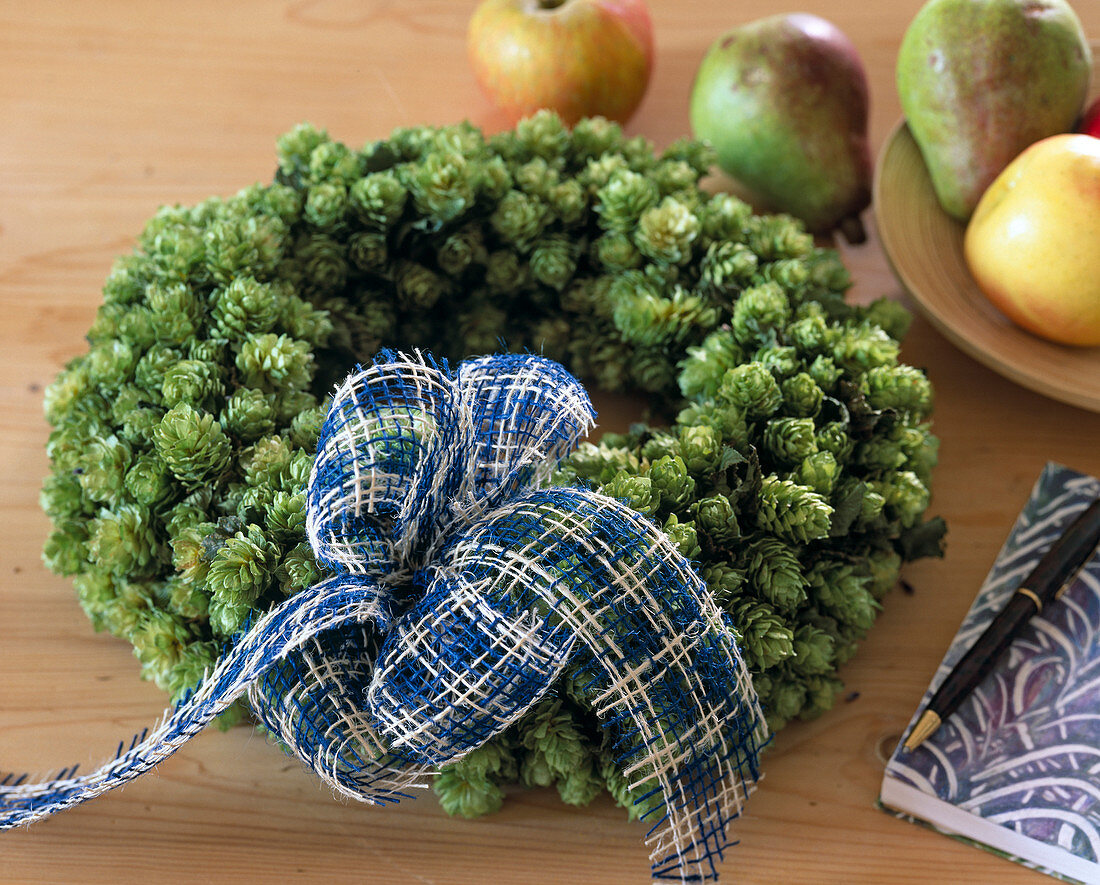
874;93;1100;414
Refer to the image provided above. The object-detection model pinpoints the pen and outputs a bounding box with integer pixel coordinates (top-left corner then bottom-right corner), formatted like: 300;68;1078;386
903;496;1100;752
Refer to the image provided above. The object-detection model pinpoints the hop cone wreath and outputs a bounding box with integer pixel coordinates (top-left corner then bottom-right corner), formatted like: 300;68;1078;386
39;110;944;822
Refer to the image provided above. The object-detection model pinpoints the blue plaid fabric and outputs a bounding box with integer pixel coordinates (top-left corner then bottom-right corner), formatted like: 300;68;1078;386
1;352;765;882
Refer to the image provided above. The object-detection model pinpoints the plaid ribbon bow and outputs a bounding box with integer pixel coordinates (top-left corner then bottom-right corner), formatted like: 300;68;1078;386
1;352;765;882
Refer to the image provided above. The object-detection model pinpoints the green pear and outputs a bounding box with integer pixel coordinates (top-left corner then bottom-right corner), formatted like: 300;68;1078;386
689;13;872;243
897;0;1092;222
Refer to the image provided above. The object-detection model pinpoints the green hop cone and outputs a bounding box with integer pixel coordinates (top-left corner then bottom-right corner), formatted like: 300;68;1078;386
161;359;224;411
808;560;878;635
221;388;277;442
274;541;322;594
762;417;818;466
565;442;640;484
698;241;758;297
678;329;745;401
740;536;808;614
87;505;157;578
764;678;807;732
701;561;746;610
864;297;912;342
406;150;474;223
731;282;791;346
787;311;833;356
780;372;824;418
304;180;348;230
677;424;723;476
43;521;88;577
547;178;587;226
432;769;505;819
235;333;315;393
692;494;740;547
593;231;642;272
755;475;833;544
349;171;407;229
718;362;783;419
124;453;174;507
555;760;604;808
86;340;138;390
862;363;933;420
129;607;195;692
634;197;700;265
206;524;277;636
815;421;854;464
529;233;579;292
146;282;203;346
152;404;232;485
729;598;796;671
866;544;903;601
491;189;548;251
791;623;836;676
647;455;696;510
77;434;132;506
808;354;843;392
663;513;701;560
752;344;800;380
796;450;839;497
744;213;813;261
800;675;845;720
701;192;753;242
873;470;930;528
594;169;659;232
211;276;282;339
832;322;900;374
516;698;594;803
437;224;488;278
675;399;749;449
601;471;658;517
395;260;449;312
639;431;679;463
434;739;517;819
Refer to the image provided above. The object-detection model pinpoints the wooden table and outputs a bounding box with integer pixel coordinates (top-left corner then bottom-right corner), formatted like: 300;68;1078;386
2;2;1099;882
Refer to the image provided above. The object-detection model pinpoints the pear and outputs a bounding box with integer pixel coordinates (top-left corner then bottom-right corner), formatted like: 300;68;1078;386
689;13;872;243
897;0;1092;222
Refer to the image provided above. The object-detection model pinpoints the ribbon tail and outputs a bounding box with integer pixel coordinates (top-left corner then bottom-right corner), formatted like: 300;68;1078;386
0;576;383;829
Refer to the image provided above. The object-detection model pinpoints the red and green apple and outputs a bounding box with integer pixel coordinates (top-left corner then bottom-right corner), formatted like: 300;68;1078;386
467;0;654;126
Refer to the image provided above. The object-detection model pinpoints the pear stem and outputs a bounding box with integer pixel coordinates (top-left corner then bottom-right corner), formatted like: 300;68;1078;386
838;215;867;246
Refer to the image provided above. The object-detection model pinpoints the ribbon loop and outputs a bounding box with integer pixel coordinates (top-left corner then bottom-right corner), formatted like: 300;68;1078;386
455;353;597;507
367;570;575;764
306;351;465;580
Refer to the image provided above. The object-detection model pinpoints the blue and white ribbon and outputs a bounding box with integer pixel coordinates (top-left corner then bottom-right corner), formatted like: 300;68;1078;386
1;352;766;882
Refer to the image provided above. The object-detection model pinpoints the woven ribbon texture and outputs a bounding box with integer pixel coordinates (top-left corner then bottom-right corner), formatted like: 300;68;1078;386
1;352;766;882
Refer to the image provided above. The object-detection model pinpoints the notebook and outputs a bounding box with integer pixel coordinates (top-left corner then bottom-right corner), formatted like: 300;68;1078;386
880;462;1100;884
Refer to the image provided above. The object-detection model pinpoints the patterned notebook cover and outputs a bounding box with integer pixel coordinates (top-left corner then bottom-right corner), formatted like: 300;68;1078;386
881;463;1100;884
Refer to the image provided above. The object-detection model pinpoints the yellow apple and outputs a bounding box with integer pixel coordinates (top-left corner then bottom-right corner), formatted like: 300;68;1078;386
964;133;1100;346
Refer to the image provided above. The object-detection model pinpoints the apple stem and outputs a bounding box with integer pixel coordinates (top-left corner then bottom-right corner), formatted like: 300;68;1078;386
537;0;566;8
838;215;867;246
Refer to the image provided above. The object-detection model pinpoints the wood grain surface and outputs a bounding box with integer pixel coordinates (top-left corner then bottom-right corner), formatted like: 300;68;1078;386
2;2;1100;883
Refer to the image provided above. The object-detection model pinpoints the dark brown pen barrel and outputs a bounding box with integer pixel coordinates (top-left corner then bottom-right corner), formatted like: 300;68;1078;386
930;593;1037;721
1027;499;1100;604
